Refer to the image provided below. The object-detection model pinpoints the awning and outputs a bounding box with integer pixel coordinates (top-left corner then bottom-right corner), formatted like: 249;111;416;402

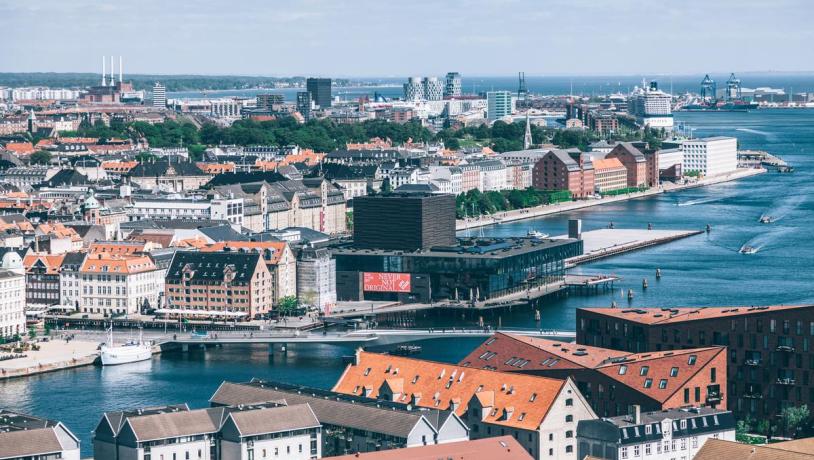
154;308;248;317
49;304;77;311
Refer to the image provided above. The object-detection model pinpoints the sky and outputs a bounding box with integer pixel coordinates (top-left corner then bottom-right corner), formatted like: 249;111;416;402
1;0;813;77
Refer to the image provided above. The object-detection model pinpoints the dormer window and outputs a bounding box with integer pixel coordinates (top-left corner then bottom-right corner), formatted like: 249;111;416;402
619;365;628;375
670;367;679;377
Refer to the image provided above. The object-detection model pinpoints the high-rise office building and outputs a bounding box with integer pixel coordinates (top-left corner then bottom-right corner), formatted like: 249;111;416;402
306;77;332;108
296;91;312;121
403;77;424;100
152;82;166;108
487;90;513;120
422;77;443;101
444;72;462;98
256;93;284;111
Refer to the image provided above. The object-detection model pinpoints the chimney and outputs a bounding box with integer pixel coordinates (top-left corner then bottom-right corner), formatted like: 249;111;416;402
568;219;582;240
110;56;114;86
102;56;106;86
629;405;641;424
119;56;123;83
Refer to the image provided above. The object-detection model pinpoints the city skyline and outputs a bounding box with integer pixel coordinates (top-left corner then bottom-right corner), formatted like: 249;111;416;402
2;0;813;76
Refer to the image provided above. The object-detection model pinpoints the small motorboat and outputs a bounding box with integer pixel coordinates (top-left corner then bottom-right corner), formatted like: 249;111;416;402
527;230;549;239
759;216;773;224
739;246;759;255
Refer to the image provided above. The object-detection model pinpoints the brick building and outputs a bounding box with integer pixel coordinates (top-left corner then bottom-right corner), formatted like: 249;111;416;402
532;150;595;199
459;333;726;418
163;251;273;320
332;350;597;460
201;241;296;305
605;143;648;188
576;305;814;421
591;158;628;193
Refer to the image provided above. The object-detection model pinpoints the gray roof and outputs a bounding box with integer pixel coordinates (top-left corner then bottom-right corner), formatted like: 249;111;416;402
124;407;223;442
198;225;249;242
546;149;582;172
211;382;431;439
226;404;319;437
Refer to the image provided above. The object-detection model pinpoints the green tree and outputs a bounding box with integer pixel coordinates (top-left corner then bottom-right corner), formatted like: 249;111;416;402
28;326;36;340
29;150;52;165
780;405;810;438
277;296;299;317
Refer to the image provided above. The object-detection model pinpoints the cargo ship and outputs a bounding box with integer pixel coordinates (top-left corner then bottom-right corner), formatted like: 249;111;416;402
676;73;759;112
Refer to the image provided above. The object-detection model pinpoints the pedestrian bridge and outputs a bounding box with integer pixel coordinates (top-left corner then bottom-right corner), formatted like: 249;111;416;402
160;328;576;348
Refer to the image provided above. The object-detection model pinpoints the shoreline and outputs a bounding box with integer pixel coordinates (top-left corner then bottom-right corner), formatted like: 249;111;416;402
456;168;766;231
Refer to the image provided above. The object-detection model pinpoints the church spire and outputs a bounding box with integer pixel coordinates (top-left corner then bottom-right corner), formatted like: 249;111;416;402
523;111;533;150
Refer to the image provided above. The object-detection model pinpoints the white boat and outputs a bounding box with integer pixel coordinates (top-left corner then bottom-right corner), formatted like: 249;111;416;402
100;326;152;366
527;230;549;239
759;215;773;224
739;246;759;255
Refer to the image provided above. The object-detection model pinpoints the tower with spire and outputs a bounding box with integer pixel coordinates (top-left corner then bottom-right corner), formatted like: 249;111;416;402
523;112;533;150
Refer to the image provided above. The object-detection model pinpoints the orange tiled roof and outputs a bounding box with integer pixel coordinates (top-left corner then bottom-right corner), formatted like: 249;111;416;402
201;241;289;265
174;236;209;249
591;158;625;171
23;253;66;274
101;161;138;173
80;253;155;274
89;241;148;255
36;223;82;242
35;139;55;148
579;305;814;325
0;220;35;233
3;192;29;199
3;142;35;155
255;160;279;171
331;350;566;431
460;333;725;404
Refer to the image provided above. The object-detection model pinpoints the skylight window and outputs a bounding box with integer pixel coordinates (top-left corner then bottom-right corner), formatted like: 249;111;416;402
659;379;668;389
640;366;649;376
619;365;628;375
670;367;679;377
644;378;653;388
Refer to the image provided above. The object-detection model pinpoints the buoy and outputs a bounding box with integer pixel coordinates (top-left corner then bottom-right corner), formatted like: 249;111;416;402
642;279;648;289
647;223;653;230
611;301;618;308
534;310;541;321
656;268;662;279
706;224;711;233
627;289;634;300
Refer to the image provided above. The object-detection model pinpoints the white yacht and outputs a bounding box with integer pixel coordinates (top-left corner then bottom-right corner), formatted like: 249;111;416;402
100;326;152;366
527;230;549;239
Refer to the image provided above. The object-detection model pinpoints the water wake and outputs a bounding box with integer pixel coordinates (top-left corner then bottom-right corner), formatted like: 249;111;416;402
761;194;807;223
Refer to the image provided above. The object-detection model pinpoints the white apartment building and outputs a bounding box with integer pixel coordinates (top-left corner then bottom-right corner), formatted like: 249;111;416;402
129;197;244;226
0;253;25;339
429;166;463;195
476;160;509;191
59;252;86;310
681;137;738;177
79;254;163;316
94;403;321;460
487;91;514;121
577;407;736;460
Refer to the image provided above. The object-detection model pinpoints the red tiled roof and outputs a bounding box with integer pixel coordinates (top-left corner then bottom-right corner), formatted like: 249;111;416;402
331;350;567;431
460;333;725;404
579;305;814;325
326;436;533;460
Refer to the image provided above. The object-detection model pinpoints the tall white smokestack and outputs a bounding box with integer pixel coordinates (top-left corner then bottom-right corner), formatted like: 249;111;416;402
102;56;106;86
119;56;123;83
110;56;114;86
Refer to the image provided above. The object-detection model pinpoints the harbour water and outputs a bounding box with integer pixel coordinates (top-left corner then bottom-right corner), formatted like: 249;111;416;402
2;109;814;455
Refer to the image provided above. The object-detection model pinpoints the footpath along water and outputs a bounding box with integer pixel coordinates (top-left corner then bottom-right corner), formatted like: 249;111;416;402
2;109;814;456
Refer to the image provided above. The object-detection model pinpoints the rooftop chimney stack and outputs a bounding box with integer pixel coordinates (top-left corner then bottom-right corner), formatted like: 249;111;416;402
102;56;106;86
119;56;123;83
630;405;641;425
110;56;114;86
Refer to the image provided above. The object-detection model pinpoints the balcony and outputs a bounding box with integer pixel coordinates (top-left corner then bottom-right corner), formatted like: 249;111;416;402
706;393;723;403
776;378;796;386
776;345;795;352
743;392;763;399
744;359;762;366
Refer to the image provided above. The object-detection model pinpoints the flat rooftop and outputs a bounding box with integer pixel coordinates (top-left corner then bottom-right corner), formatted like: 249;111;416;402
334;236;580;259
0;410;57;432
600;406;731;428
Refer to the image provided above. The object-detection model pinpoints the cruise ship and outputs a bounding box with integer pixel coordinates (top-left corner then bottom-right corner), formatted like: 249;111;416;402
628;80;674;131
100;327;152;366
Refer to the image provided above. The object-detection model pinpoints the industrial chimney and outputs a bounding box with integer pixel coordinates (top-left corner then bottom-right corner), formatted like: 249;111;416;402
102;56;106;86
119;56;123;83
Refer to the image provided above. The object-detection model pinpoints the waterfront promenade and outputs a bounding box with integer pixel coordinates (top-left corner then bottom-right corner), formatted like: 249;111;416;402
0;339;99;379
457;167;765;231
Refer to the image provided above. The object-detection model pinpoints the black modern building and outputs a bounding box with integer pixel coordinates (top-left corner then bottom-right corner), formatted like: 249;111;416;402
306;77;332;108
353;192;456;251
333;237;583;303
296;91;311;121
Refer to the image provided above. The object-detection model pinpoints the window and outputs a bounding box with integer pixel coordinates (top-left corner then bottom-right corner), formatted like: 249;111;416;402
659;379;668;389
670;367;679;377
644;378;653;388
688;355;697;365
684;388;690;403
565;398;573;406
645;443;652;455
680;420;687;429
566;430;573;438
565;445;573;453
645;425;652;435
565;415;573;423
619;365;628;375
621;447;628;459
711;367;717;383
640;366;649;376
548;448;553;456
634;445;640;457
